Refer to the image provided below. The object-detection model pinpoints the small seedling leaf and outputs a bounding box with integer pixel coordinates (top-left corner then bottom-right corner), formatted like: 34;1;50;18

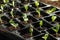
23;14;28;22
46;7;56;14
42;34;49;40
3;0;9;3
24;4;28;12
39;20;43;28
51;15;57;22
9;19;18;28
52;23;60;33
35;1;39;8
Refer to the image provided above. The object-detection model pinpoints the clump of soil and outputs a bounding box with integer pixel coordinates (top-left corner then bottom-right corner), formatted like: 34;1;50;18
40;0;60;8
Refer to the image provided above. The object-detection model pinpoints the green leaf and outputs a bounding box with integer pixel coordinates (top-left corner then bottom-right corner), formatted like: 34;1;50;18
51;15;57;22
10;9;14;18
42;34;49;40
46;7;56;14
35;1;39;8
3;0;9;3
51;7;56;12
39;20;43;28
0;4;5;12
36;8;40;17
24;4;28;12
29;24;33;33
12;0;14;7
52;23;60;33
10;0;15;7
9;19;18;28
23;14;28;22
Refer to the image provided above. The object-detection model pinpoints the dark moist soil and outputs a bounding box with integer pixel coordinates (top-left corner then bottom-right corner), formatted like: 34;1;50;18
55;12;60;16
18;27;40;38
40;0;60;8
8;26;20;31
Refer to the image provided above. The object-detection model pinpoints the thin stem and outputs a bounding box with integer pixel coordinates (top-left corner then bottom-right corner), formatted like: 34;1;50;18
56;32;58;37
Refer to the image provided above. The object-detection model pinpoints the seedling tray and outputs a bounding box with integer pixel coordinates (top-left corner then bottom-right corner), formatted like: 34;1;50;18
0;0;60;40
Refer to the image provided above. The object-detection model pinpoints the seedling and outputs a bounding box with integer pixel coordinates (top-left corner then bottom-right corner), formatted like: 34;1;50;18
29;24;33;36
0;14;4;23
0;4;5;12
10;0;15;7
46;7;57;14
24;4;28;12
52;23;60;37
42;33;49;40
51;15;57;22
9;19;18;29
34;1;39;8
36;8;41;18
10;9;14;18
39;20;43;29
3;0;9;4
23;13;28;23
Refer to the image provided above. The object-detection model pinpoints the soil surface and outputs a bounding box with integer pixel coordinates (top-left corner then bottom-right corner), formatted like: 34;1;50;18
40;0;60;8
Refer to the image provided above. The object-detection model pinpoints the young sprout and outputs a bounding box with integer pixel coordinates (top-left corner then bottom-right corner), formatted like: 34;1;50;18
10;0;15;7
46;7;57;14
9;19;18;28
10;9;14;18
24;4;28;12
42;33;49;40
51;15;57;22
23;13;28;23
29;24;33;36
52;23;60;37
39;20;43;29
0;14;4;23
3;0;9;4
36;8;40;18
34;1;39;8
0;4;5;12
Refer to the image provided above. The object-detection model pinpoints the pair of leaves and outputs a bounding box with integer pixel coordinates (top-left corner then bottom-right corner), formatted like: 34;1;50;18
24;4;28;12
9;19;18;28
36;8;41;17
23;14;28;22
51;15;57;22
42;34;49;40
39;20;43;28
52;23;60;33
10;0;15;7
3;0;9;3
46;7;56;14
34;1;39;8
